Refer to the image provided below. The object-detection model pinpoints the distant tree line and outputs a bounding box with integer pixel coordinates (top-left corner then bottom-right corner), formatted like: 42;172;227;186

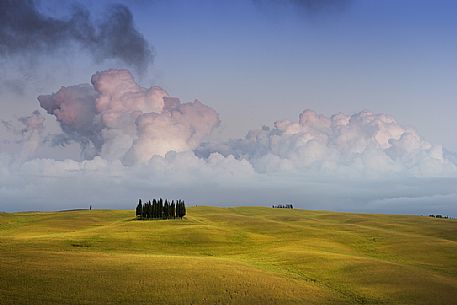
429;214;449;219
136;198;186;220
272;204;293;209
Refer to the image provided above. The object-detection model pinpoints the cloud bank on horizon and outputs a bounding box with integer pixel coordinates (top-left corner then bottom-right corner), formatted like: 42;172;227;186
1;69;456;214
32;69;457;177
197;110;456;177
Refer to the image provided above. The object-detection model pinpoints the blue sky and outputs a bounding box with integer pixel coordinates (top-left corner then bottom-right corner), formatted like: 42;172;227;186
129;0;457;150
1;0;456;213
7;0;456;149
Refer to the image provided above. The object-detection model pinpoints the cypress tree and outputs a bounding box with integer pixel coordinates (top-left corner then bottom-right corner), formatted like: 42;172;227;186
136;198;186;220
176;200;180;219
143;201;147;219
136;199;143;218
175;200;186;219
181;201;186;219
156;199;159;219
142;201;146;219
164;200;169;219
151;199;155;219
159;198;163;219
171;201;176;219
179;200;183;219
142;199;147;219
143;202;146;219
152;199;156;219
144;201;148;219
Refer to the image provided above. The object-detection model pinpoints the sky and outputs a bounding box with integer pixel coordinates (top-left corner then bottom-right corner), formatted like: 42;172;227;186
0;0;456;214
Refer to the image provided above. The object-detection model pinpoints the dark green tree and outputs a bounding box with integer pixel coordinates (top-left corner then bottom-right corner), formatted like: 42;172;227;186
136;198;186;220
181;201;186;219
159;198;163;219
170;201;176;219
136;199;143;218
163;200;169;219
176;200;186;219
151;199;156;219
142;200;147;218
147;201;152;219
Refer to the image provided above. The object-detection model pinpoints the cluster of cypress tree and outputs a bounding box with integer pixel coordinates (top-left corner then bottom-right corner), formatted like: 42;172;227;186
136;198;186;220
272;204;294;209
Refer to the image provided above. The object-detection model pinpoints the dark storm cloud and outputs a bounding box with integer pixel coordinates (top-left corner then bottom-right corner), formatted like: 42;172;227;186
288;0;352;12
253;0;352;15
0;0;153;74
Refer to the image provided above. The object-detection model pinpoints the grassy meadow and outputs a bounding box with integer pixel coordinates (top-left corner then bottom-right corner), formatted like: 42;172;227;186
1;206;457;305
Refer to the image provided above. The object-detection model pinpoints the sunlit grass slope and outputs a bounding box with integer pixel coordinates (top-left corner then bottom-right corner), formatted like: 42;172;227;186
1;207;457;305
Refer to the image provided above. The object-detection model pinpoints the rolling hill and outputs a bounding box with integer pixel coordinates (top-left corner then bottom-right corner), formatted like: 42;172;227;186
1;206;456;305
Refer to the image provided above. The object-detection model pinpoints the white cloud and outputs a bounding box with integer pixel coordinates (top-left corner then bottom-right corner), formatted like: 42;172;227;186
1;110;46;162
197;109;457;177
38;69;220;163
1;69;456;214
0;151;455;215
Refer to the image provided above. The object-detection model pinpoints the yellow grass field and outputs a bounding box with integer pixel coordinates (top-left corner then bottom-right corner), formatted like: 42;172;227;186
1;206;457;305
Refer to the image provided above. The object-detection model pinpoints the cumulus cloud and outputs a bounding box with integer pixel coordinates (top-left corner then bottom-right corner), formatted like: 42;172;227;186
197;109;457;177
38;69;220;163
38;84;101;159
1;69;456;214
125;99;222;164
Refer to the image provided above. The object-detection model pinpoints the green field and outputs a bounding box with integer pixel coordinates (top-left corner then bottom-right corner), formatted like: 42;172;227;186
1;207;457;305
